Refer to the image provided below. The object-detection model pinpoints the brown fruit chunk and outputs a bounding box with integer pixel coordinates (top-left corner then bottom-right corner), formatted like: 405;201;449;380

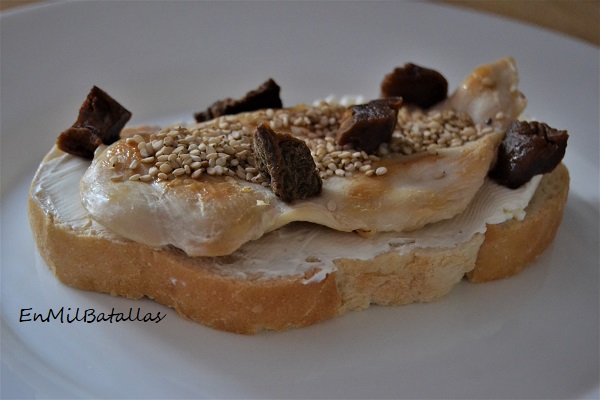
56;86;132;159
337;98;403;154
194;79;283;123
381;63;448;109
489;121;568;189
253;122;322;202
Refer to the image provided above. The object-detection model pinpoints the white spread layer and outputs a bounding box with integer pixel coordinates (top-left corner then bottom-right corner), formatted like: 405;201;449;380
32;150;541;283
31;153;110;235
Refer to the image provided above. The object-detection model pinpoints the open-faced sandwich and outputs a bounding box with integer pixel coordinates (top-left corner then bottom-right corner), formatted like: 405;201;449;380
29;58;569;333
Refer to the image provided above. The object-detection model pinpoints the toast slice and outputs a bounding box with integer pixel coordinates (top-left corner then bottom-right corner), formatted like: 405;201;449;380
28;146;569;333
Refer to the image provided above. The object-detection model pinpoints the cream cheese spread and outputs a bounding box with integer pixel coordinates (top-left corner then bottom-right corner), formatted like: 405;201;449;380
31;151;110;235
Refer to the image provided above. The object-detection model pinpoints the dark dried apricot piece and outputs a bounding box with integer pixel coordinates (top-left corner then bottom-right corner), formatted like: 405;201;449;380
253;122;322;202
489;121;568;188
381;63;448;109
194;79;283;122
56;86;131;159
336;98;403;154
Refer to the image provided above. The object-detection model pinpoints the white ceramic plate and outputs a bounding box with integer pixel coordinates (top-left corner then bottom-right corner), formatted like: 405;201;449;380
1;1;598;398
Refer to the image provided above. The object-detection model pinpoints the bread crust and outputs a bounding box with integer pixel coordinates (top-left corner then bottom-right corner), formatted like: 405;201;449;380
28;147;569;333
467;163;569;282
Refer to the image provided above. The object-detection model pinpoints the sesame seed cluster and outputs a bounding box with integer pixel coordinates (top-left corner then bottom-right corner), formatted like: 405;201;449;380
120;103;502;184
124;116;264;184
388;108;504;155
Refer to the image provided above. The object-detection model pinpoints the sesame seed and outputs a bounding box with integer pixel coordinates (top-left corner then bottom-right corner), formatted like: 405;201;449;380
375;167;388;176
159;164;173;174
129;174;141;181
222;144;236;155
173;145;185;154
427;143;441;153
145;142;154;155
236;167;246;179
132;134;144;143
152;139;164;150
450;138;463;147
